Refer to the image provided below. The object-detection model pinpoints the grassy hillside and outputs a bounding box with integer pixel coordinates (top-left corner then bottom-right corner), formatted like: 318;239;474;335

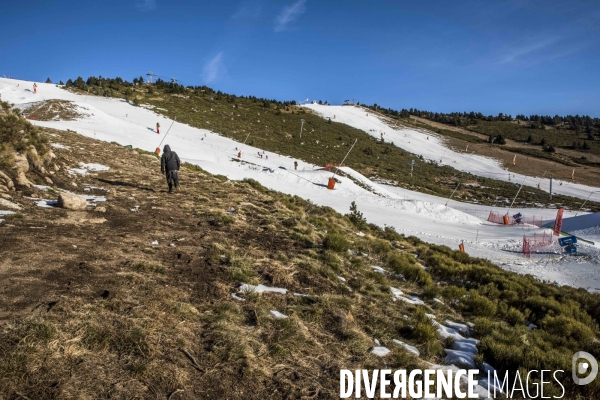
56;78;600;212
0;112;599;398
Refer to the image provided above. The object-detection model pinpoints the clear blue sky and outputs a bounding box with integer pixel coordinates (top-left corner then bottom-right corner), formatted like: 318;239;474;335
1;0;599;117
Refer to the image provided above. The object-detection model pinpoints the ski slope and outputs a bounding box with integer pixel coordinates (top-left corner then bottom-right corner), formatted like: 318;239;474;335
304;104;600;204
2;78;600;291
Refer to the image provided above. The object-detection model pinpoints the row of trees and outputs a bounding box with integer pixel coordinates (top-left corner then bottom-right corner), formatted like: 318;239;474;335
62;75;301;109
363;103;600;135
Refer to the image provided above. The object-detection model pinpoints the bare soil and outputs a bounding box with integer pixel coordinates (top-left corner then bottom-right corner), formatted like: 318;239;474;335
0;128;336;399
22;100;84;121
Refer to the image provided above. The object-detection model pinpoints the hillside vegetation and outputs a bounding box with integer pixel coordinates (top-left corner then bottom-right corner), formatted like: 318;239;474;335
58;76;600;212
0;107;599;398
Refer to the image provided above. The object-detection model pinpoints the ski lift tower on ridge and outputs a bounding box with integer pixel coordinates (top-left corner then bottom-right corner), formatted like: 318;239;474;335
146;72;155;84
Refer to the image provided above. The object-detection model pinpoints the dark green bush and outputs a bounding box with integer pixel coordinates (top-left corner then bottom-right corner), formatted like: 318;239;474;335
323;232;350;253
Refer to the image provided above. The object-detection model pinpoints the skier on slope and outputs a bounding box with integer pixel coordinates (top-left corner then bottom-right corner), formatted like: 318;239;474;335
160;144;181;194
33;83;37;94
294;161;298;170
156;122;160;134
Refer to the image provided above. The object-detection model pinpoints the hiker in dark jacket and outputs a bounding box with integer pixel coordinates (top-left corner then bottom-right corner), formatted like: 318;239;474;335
160;144;181;193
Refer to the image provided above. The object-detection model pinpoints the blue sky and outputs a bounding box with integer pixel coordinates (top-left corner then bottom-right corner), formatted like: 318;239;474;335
1;0;599;116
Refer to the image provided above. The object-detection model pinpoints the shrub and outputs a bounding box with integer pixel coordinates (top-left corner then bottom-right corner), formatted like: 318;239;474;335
505;307;525;326
540;315;594;343
386;253;432;285
346;201;368;231
460;291;497;318
323;232;350;253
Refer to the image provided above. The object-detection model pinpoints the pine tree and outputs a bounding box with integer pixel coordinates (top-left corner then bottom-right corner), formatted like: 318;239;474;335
346;201;367;231
45;78;52;83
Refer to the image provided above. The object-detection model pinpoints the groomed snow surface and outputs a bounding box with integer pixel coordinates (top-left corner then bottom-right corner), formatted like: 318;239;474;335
2;78;600;291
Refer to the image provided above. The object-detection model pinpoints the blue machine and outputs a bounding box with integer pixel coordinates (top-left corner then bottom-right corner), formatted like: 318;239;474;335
513;213;523;224
558;236;578;254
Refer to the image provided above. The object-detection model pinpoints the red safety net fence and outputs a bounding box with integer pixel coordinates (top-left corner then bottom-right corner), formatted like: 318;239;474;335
324;163;345;171
520;216;544;228
488;211;544;228
488;211;505;224
523;231;553;258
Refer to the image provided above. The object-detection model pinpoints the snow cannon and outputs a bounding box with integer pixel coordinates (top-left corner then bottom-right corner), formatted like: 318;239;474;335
238;152;241;158
155;147;161;156
458;242;465;253
327;178;336;190
503;215;510;225
558;236;578;255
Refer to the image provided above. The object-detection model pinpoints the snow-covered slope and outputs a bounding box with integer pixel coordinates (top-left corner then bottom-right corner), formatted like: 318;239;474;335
2;78;600;291
304;104;600;204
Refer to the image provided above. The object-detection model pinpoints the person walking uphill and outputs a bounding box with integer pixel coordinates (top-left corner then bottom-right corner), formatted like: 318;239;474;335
156;122;160;134
160;144;181;194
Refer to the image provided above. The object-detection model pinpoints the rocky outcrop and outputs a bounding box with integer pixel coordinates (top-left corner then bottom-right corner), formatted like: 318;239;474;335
0;198;20;210
14;171;33;187
26;146;47;174
0;171;15;192
58;192;88;210
13;153;29;173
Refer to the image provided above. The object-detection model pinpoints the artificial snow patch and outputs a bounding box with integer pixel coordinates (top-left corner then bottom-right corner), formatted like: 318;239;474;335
392;339;420;356
374;338;380;345
337;276;346;282
79;162;109;171
370;346;390;357
231;293;245;301
293;292;310;297
151;240;158;245
371;266;387;274
50;143;69;149
239;283;287;295
83;195;106;206
435;322;478;345
67;168;88;175
68;162;110;175
391;287;425;305
0;210;16;217
445;320;470;336
444;349;476;368
390;287;404;297
269;310;288;319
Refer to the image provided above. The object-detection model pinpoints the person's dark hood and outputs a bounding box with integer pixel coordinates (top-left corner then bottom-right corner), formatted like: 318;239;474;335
163;144;171;153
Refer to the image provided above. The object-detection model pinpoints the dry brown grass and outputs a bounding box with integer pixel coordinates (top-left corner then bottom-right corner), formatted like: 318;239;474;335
21;99;84;121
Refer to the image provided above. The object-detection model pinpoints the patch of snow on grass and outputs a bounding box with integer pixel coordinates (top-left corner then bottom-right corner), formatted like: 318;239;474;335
370;346;390;357
392;339;420;356
239;283;287;295
269;310;288;319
